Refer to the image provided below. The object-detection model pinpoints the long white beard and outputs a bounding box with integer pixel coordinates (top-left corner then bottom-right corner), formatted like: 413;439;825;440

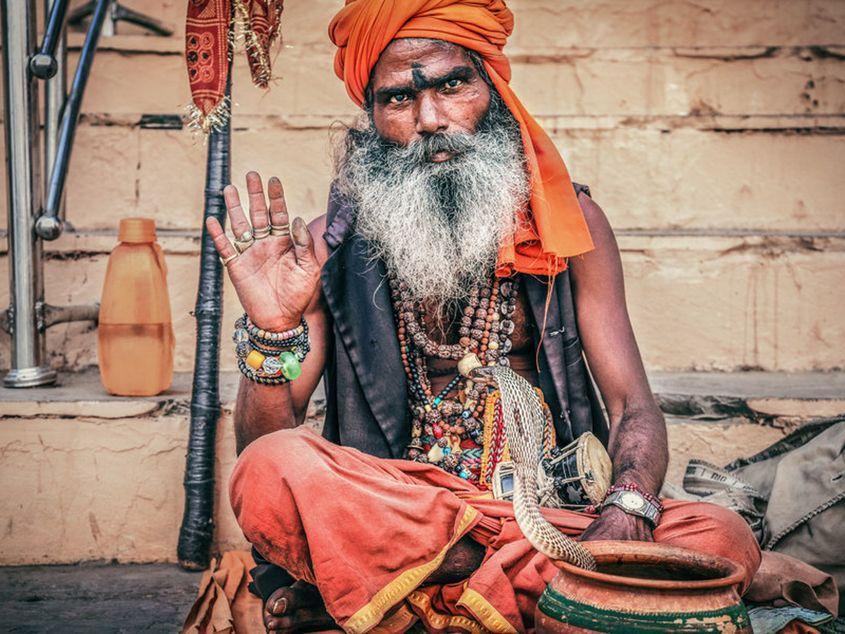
335;102;530;311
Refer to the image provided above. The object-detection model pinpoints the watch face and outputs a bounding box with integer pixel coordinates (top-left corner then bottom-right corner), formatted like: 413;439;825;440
620;491;646;511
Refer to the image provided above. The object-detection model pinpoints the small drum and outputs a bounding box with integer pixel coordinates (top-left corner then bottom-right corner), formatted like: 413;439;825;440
543;432;612;508
493;432;612;508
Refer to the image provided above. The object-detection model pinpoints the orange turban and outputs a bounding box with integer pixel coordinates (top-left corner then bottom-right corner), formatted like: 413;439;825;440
328;0;594;277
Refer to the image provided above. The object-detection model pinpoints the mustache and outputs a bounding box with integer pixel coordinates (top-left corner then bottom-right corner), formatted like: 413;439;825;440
381;131;479;164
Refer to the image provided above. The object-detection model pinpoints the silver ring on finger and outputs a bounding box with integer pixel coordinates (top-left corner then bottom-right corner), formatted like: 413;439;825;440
234;239;254;254
253;225;271;240
270;223;290;237
234;230;255;253
221;253;238;266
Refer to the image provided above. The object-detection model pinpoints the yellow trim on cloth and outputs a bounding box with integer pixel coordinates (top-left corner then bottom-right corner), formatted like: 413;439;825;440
458;587;518;634
342;506;479;633
369;604;418;633
407;590;487;634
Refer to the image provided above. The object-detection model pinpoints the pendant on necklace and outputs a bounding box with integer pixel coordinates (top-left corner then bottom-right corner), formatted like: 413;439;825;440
458;352;482;378
427;444;444;462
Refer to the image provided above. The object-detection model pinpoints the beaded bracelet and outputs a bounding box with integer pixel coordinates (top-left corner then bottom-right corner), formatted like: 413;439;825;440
234;314;310;384
234;315;309;349
249;326;309;351
242;315;307;347
238;358;293;385
248;338;310;360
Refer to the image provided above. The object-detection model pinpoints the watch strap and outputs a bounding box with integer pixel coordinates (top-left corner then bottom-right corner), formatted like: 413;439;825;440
605;490;662;527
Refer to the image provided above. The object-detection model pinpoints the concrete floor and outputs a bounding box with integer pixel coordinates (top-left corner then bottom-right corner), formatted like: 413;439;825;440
0;563;200;633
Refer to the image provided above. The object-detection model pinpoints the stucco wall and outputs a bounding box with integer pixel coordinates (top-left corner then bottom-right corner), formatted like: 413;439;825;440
0;393;791;565
0;407;248;564
0;1;843;565
1;0;843;372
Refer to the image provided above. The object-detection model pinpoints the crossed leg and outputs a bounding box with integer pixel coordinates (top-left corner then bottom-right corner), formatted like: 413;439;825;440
230;427;760;632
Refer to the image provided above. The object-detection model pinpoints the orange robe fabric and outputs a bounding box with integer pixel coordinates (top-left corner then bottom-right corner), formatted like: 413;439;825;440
328;0;594;278
230;428;762;633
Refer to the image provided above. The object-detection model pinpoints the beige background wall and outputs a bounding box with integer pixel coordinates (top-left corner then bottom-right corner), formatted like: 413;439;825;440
0;0;843;373
0;1;843;565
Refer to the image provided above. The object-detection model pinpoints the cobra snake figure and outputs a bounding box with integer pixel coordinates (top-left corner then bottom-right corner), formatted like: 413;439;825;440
462;356;597;571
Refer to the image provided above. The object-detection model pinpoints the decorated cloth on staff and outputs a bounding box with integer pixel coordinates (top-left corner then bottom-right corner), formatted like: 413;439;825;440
185;0;284;132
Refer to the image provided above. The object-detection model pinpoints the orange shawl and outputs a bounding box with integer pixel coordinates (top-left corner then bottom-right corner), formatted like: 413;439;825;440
328;0;594;277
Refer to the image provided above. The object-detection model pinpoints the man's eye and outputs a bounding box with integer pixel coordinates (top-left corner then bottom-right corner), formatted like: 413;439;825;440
443;79;463;90
389;93;410;104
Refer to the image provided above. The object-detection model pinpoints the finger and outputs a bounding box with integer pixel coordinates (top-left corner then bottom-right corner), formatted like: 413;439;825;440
246;171;270;231
290;217;317;271
223;184;252;240
206;217;237;261
267;177;290;230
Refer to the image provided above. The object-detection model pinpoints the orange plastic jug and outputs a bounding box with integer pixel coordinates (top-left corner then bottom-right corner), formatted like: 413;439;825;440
98;218;174;396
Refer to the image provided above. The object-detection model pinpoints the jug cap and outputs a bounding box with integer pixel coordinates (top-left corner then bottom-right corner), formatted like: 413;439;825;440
118;217;156;243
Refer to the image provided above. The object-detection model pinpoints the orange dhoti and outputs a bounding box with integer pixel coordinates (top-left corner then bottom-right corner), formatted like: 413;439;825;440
229;427;762;633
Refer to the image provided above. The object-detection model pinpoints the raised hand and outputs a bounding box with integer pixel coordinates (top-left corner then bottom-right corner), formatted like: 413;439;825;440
207;172;321;332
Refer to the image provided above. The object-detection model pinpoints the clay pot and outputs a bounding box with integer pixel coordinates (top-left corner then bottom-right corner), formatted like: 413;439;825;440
536;541;750;633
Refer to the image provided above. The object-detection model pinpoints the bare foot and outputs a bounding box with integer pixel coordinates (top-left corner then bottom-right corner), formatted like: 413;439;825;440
263;580;338;633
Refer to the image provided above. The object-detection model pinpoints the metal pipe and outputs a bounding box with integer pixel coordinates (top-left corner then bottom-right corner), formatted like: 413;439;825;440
44;0;68;226
1;0;56;387
102;0;116;37
43;303;99;328
68;0;173;37
178;75;232;571
29;0;70;79
36;0;109;241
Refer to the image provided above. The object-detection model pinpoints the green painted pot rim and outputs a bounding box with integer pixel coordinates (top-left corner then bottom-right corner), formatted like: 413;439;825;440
538;586;750;632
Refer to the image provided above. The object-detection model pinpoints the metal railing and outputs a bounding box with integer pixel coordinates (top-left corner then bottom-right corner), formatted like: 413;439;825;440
1;0;171;387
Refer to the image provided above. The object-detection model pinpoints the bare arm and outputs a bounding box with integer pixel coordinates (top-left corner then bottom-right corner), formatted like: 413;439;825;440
206;172;333;454
233;215;331;454
569;193;668;539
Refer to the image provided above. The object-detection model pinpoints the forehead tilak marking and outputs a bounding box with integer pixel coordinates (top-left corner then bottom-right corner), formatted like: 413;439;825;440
410;62;426;89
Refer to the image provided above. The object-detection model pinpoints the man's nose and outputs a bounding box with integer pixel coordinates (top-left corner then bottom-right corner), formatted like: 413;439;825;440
414;93;448;135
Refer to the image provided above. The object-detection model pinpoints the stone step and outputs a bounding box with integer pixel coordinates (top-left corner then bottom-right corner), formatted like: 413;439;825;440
27;39;841;120
655;370;845;485
62;0;845;50
0;121;841;234
0;368;841;564
1;232;842;373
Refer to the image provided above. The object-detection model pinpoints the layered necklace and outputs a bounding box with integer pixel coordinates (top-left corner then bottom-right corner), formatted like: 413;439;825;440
389;274;518;485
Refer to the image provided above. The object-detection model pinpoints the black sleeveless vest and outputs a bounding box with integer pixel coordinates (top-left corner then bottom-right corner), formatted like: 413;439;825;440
319;184;609;458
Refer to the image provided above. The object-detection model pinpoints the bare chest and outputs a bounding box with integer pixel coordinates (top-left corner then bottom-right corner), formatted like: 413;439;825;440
423;287;538;388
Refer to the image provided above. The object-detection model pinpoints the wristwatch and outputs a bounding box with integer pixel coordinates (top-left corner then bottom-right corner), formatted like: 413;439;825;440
604;489;662;527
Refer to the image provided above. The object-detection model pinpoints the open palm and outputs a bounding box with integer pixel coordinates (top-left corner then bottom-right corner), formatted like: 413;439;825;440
207;172;320;332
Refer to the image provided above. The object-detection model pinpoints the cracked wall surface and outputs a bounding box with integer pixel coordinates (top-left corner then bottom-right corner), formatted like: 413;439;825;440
0;406;792;565
0;411;248;565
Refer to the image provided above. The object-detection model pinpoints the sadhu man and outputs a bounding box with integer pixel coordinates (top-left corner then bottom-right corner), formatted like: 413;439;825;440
207;1;761;631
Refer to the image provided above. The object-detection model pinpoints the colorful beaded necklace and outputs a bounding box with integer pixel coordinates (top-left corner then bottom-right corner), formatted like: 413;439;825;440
389;274;518;485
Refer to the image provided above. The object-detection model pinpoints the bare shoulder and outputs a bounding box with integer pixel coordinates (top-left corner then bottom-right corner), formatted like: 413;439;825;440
307;214;330;267
577;192;617;250
569;191;624;288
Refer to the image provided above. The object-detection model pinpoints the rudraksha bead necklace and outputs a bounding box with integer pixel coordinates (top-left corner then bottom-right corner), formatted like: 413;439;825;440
390;274;518;483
